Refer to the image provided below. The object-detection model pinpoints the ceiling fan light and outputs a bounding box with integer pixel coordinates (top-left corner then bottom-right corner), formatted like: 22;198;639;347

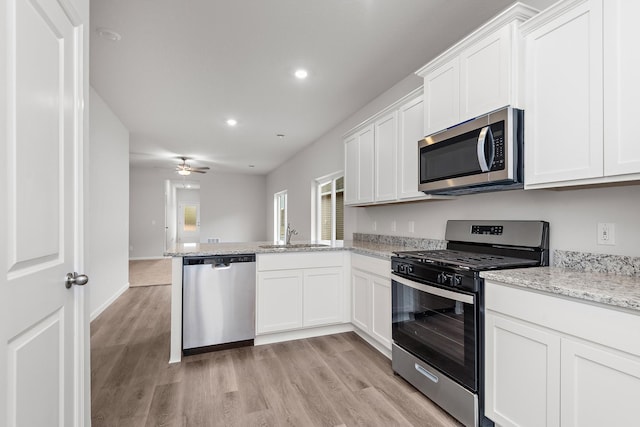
178;169;191;176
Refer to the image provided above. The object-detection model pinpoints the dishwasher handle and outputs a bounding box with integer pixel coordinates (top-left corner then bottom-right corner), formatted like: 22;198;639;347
183;254;256;266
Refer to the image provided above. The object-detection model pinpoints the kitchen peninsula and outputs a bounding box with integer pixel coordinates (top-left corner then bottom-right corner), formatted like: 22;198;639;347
164;238;427;363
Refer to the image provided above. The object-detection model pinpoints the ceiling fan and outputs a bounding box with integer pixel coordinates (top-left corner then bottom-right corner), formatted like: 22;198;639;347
176;157;210;176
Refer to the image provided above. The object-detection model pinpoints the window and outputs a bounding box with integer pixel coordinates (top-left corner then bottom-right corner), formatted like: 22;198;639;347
315;173;344;242
274;190;287;243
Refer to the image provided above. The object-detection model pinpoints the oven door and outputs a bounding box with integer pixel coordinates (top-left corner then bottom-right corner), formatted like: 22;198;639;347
391;273;477;392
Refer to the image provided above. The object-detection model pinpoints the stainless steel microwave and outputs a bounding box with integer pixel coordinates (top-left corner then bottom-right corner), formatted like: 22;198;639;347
418;107;524;195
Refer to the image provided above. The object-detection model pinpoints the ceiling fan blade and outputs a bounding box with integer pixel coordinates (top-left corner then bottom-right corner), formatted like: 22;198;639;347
191;170;207;173
191;167;210;171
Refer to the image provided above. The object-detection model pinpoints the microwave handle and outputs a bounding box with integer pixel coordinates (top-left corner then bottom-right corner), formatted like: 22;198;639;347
476;126;495;172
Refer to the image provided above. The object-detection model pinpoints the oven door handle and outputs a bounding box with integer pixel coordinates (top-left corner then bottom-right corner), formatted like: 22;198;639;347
392;274;475;305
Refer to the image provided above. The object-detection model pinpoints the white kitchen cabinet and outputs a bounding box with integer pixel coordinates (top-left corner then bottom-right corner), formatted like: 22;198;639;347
423;57;459;136
374;111;398;202
522;0;603;187
560;339;640;427
523;0;640;189
603;0;640;177
256;270;303;334
417;4;536;136
351;254;391;352
485;280;640;427
460;25;512;121
302;267;344;327
398;95;427;200
344;124;374;205
256;252;347;336
344;90;451;206
485;311;561;426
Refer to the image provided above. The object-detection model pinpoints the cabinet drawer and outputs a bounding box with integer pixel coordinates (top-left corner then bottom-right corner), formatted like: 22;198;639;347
351;253;390;278
257;251;344;271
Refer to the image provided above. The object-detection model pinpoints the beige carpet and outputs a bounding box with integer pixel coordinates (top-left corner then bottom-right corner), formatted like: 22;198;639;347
129;259;172;287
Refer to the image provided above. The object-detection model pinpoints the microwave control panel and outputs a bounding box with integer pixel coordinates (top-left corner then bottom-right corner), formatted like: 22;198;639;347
490;123;505;171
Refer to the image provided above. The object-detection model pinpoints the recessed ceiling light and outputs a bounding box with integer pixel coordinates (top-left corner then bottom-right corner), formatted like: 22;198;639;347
96;27;122;42
226;118;237;126
294;69;308;79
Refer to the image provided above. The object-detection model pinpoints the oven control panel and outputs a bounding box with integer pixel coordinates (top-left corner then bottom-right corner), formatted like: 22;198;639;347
471;225;503;235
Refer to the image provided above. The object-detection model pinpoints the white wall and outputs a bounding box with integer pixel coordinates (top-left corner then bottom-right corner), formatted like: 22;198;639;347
130;168;268;258
266;74;424;240
88;87;130;319
355;186;640;257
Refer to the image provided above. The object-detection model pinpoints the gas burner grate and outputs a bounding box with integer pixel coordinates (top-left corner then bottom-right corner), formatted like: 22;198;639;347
395;249;539;270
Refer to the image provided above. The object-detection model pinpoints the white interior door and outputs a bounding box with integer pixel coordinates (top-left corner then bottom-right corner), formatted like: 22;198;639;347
0;0;89;425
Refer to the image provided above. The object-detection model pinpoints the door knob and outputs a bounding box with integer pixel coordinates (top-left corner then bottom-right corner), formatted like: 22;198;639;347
65;272;89;289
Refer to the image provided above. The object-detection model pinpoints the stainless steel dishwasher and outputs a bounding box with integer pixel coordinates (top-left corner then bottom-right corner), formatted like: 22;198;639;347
182;254;256;354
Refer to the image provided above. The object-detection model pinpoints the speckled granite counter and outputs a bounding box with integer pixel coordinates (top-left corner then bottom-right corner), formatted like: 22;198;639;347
164;234;446;259
482;267;640;313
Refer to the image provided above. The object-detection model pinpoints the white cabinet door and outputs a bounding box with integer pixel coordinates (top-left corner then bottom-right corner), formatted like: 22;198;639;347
374;111;398;202
351;269;370;332
561;339;640;427
424;57;460;136
398;96;425;200
460;25;512;121
344;133;359;205
603;0;640;177
303;267;343;327
370;276;391;350
524;0;604;186
256;270;303;334
485;312;561;427
358;125;375;204
344;125;375;205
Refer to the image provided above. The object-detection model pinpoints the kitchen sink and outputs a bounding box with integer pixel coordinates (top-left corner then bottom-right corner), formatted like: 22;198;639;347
258;243;330;249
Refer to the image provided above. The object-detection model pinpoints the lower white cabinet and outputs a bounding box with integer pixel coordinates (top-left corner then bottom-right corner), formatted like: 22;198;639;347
351;254;391;351
485;280;640;427
256;252;347;335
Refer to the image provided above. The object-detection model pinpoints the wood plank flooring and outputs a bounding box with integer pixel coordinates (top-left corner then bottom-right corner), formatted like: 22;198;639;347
91;285;462;426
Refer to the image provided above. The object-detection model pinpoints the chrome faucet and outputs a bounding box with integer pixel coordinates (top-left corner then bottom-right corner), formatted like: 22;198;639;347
285;223;298;245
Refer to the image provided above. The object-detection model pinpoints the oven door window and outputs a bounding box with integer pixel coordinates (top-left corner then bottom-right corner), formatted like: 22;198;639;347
392;279;477;391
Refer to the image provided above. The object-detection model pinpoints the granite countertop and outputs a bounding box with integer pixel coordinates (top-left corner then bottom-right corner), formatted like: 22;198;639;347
164;240;411;259
482;267;640;313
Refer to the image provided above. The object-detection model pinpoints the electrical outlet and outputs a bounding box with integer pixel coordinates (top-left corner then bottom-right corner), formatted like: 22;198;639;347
408;221;415;233
391;220;397;232
597;223;616;245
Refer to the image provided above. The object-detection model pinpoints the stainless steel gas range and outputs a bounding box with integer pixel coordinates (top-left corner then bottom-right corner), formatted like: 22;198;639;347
391;220;549;427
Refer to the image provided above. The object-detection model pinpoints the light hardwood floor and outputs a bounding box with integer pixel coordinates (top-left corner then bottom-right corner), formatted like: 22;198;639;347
91;285;462;426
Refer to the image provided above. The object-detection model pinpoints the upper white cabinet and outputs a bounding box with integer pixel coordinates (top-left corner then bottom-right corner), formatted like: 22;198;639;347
344;90;450;206
416;4;537;136
344;124;374;205
522;0;603;187
485;280;640;427
374;111;398;202
398;95;427;200
523;0;640;189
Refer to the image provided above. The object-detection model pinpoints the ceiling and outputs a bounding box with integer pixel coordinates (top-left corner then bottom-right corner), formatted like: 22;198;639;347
91;0;536;175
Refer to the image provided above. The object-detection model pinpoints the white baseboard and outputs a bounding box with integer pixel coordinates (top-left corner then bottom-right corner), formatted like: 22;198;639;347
128;256;170;261
90;282;129;321
254;323;354;346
